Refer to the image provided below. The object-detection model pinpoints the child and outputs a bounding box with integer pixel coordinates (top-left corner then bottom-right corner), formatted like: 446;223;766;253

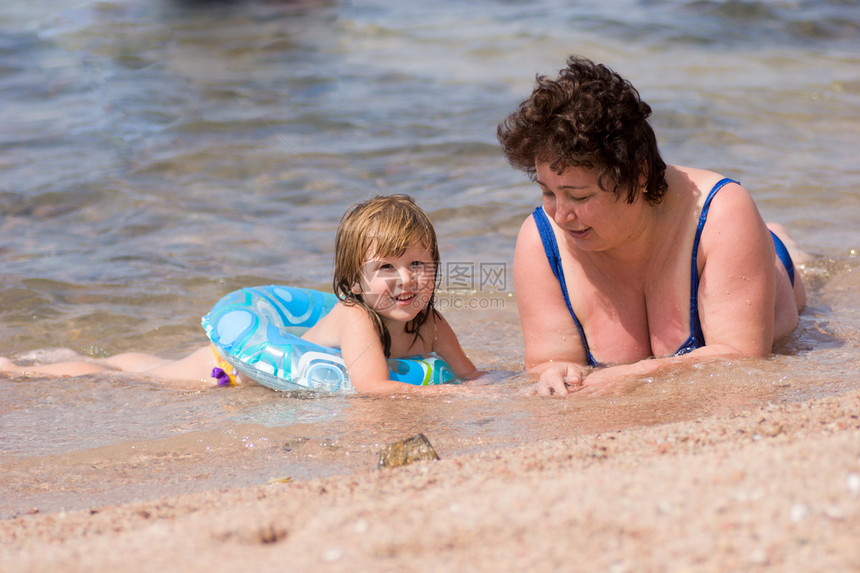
0;195;480;393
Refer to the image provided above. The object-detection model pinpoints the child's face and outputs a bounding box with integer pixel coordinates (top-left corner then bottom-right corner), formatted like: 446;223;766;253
355;242;436;324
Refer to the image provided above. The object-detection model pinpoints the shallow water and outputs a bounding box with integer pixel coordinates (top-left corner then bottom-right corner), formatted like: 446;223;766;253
1;0;859;518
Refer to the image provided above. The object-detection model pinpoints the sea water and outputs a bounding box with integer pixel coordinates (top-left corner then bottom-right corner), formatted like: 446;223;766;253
1;0;859;518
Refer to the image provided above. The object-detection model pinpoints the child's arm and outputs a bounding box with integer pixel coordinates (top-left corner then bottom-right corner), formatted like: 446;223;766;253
337;304;428;393
430;311;481;380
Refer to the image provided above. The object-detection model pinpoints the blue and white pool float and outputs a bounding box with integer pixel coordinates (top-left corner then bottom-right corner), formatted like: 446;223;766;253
201;285;456;393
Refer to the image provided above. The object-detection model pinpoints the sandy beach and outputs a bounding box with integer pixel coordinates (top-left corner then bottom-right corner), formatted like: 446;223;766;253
2;387;858;573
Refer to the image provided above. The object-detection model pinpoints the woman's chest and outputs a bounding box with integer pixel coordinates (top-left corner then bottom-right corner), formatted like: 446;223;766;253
561;247;696;363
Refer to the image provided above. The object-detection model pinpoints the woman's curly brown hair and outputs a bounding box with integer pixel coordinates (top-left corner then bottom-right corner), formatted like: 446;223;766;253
497;55;667;205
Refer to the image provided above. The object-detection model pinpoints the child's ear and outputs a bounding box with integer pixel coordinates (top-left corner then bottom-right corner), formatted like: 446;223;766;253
351;282;362;294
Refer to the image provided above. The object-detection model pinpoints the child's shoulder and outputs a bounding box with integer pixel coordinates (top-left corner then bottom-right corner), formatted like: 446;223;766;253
331;300;370;318
316;301;368;325
326;301;380;332
303;301;374;348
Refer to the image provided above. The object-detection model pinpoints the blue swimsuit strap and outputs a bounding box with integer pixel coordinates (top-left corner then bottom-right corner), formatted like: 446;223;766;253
682;178;739;353
683;178;797;354
532;206;600;367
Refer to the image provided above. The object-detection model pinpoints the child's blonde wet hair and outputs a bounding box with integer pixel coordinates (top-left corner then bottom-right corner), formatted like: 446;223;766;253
333;194;440;357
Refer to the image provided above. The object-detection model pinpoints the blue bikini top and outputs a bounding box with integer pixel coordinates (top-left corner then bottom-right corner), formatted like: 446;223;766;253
532;177;739;366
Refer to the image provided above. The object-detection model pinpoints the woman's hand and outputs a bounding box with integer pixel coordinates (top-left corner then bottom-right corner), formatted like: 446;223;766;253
524;360;665;397
523;362;588;396
574;364;645;396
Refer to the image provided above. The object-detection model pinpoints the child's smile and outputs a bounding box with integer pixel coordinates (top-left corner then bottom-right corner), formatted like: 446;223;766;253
357;243;436;325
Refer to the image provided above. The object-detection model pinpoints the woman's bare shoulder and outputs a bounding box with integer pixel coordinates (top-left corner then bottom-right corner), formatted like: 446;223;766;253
515;210;540;242
514;211;557;286
667;165;731;193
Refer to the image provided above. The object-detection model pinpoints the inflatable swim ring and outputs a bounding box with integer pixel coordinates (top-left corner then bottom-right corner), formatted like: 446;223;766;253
201;285;457;393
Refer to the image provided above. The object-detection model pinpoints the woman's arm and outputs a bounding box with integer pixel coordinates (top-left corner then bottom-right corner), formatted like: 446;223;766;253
515;215;589;367
514;215;592;394
696;180;776;356
572;345;737;395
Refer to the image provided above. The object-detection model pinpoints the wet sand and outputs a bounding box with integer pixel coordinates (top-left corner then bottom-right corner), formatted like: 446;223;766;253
2;387;858;572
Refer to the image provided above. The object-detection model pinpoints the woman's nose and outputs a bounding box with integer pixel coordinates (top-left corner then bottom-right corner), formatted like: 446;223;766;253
553;198;576;225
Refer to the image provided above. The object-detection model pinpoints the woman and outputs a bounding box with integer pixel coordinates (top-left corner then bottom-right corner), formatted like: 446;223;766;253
498;56;806;396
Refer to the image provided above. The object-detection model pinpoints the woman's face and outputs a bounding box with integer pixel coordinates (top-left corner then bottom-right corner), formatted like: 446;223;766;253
354;242;436;325
536;161;643;252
